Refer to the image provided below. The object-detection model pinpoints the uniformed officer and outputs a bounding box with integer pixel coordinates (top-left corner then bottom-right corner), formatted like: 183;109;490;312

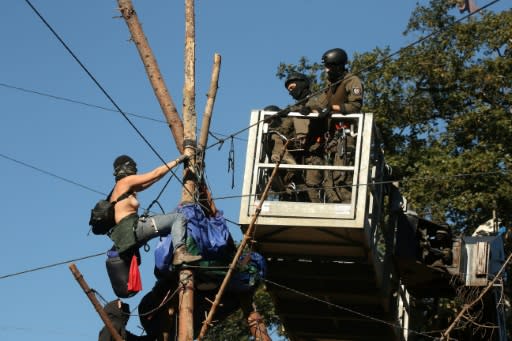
320;48;364;203
284;72;328;203
321;48;363;115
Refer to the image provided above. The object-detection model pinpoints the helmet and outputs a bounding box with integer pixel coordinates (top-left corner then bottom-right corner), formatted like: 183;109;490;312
264;105;281;112
321;48;348;66
113;155;137;181
284;72;310;89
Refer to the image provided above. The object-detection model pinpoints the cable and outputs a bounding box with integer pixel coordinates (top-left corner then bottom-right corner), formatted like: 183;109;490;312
0;82;166;123
263;277;439;340
0;252;105;280
0;82;247;142
23;0;191;198
0;152;106;196
208;169;510;202
1;147;508;208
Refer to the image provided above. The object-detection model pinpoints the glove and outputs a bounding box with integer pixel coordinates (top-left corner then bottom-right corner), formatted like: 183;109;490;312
175;154;189;164
299;106;312;116
276;108;291;118
317;106;331;119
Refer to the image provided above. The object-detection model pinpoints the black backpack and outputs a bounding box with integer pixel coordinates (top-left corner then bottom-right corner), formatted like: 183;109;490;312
89;189;132;235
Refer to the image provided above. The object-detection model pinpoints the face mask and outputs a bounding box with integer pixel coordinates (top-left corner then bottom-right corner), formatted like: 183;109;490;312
327;68;344;83
325;63;346;83
289;81;309;101
114;161;137;180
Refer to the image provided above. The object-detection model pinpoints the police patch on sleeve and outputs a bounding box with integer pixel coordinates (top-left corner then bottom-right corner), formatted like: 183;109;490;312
352;87;362;96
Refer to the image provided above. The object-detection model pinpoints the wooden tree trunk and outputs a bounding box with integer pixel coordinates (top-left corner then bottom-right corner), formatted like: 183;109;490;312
178;1;196;340
117;0;184;153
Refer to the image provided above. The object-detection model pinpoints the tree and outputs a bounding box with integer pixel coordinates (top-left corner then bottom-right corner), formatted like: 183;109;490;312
202;285;286;341
353;1;511;233
359;2;512;338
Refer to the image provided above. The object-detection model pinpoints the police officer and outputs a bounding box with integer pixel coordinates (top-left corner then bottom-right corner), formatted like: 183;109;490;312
321;48;363;115
320;48;364;203
284;72;327;203
265;105;296;165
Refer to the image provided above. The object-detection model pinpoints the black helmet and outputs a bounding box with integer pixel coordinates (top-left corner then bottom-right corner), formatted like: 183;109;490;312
284;72;310;89
321;48;348;66
113;155;137;181
263;105;281;112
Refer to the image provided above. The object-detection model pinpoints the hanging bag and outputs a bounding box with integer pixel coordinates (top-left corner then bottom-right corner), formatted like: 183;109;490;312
105;247;142;298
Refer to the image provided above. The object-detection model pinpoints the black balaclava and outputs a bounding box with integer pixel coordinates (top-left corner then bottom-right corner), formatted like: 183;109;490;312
289;79;311;101
326;65;346;83
113;155;137;181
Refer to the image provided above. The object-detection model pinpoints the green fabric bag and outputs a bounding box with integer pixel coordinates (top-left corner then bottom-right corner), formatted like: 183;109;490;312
109;214;139;254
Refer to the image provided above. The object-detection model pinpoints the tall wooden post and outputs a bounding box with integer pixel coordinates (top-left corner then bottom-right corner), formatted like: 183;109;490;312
69;263;124;341
198;53;221;155
117;0;184;153
178;1;196;340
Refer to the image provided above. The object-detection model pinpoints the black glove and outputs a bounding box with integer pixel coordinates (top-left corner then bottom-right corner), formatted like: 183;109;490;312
263;114;282;126
299;106;312;116
317;106;331;119
276;108;291;118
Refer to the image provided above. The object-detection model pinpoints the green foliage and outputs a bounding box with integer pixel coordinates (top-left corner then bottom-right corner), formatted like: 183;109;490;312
201;285;286;341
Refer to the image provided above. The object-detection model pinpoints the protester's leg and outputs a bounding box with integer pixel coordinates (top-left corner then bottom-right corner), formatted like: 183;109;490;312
135;213;201;265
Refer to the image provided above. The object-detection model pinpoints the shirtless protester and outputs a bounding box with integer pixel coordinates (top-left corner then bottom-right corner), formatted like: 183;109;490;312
108;154;201;266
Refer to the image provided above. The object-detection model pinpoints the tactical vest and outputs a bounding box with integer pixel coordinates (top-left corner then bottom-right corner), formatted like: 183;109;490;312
326;72;352;108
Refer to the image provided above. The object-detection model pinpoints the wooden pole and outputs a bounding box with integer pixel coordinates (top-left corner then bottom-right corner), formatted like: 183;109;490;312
198;53;221;156
196;53;221;216
68;263;124;341
117;0;185;153
178;1;196;340
196;141;289;340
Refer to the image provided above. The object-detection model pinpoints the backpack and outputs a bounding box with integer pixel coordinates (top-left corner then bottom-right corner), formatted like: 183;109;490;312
153;203;236;278
105;247;142;298
89;189;132;235
177;203;235;259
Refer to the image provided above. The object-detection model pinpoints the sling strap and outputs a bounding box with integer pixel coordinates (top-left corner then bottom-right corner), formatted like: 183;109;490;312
112;190;133;206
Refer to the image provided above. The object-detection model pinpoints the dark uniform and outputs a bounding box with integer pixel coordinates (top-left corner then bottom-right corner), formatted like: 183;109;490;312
262;105;297;198
321;48;363;203
265;106;296;164
285;72;328;203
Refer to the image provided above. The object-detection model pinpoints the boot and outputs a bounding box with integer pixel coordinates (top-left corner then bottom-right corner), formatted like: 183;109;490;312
172;246;202;266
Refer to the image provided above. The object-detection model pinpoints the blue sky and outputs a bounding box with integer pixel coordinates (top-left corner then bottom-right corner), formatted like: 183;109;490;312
1;1;508;340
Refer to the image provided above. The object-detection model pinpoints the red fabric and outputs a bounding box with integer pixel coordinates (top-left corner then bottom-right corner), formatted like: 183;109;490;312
127;254;142;293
